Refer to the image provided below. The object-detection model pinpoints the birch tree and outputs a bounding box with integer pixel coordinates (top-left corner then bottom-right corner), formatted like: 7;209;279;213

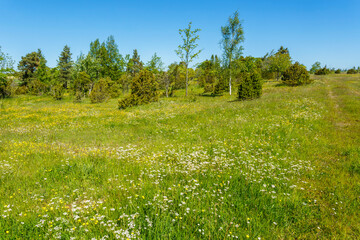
175;22;201;96
221;11;244;95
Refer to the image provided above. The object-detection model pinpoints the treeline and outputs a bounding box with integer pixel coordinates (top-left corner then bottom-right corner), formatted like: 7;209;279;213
1;11;357;107
309;61;360;75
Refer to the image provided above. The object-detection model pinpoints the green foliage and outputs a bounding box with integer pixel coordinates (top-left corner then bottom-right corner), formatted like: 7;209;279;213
0;46;15;98
73;71;91;96
281;62;312;86
315;66;331;75
74;91;83;103
238;70;262;100
57;45;73;88
146;53;164;74
197;55;221;94
0;77;12;98
127;49;143;77
52;85;63;100
347;68;357;74
108;82;122;98
18;51;41;86
168;62;186;90
28;79;47;95
175;22;201;96
310;61;321;74
89;78;111;103
335;69;342;74
76;36;125;83
264;46;292;80
118;69;158;109
221;11;244;95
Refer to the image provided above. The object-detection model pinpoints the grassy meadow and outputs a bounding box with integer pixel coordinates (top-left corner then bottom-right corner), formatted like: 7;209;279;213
0;74;359;239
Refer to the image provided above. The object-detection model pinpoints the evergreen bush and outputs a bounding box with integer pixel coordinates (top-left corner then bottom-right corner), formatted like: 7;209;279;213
89;78;111;103
52;85;63;100
281;62;312;86
347;69;357;74
238;70;262;100
315;67;330;75
28;79;47;95
118;69;158;109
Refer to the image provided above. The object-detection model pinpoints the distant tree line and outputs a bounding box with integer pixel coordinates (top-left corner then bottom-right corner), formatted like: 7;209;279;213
1;12;357;107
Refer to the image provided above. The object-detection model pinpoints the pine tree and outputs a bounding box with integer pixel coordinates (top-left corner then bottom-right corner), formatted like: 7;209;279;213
58;45;73;88
18;51;41;86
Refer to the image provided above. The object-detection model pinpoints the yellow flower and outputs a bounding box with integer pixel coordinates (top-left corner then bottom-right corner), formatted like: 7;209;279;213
246;235;250;238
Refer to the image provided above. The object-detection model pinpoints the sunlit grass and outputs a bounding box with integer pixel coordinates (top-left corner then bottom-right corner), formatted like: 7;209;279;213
0;75;359;239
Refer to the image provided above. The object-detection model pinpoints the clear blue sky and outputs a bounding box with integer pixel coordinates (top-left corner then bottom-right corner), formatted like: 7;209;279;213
1;0;359;69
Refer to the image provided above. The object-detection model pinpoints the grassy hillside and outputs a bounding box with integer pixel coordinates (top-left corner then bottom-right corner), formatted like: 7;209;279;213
0;74;359;239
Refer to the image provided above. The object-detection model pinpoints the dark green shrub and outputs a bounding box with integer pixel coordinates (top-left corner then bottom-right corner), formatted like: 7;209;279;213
28;79;47;95
0;77;12;98
73;71;91;96
109;83;122;98
52;85;63;100
204;84;213;93
335;69;341;74
89;78;111;103
74;91;82;103
15;86;28;95
238;70;262;100
118;69;158;109
347;69;357;74
315;67;330;75
281;62;312;86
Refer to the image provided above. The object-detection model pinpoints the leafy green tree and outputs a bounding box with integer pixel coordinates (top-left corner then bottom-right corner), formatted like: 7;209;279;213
175;22;201;96
265;46;292;80
197;55;221;93
0;47;15;98
18;51;41;86
146;53;164;74
104;35;125;80
310;61;321;74
73;71;91;96
282;62;312;86
57;45;73;88
220;11;244;95
36;50;51;85
127;49;143;77
118;69;158;109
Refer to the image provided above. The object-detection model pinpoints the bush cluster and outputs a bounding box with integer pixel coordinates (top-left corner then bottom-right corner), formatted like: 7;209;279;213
238;70;262;100
315;67;330;75
118;69;158;109
52;85;63;100
89;79;110;103
347;69;357;74
281;62;312;86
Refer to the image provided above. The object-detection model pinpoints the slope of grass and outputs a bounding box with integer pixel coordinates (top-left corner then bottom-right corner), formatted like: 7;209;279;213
0;74;359;239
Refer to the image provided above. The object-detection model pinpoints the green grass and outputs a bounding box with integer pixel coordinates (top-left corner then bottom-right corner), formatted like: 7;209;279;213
0;74;359;239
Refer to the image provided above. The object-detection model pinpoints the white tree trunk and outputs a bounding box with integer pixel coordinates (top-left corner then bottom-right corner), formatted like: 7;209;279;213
186;66;189;97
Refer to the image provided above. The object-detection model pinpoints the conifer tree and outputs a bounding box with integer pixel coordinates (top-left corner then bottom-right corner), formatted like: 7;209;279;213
18;51;41;86
58;45;73;88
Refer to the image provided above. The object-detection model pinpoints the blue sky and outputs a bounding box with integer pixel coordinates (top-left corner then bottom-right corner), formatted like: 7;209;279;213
0;0;359;69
